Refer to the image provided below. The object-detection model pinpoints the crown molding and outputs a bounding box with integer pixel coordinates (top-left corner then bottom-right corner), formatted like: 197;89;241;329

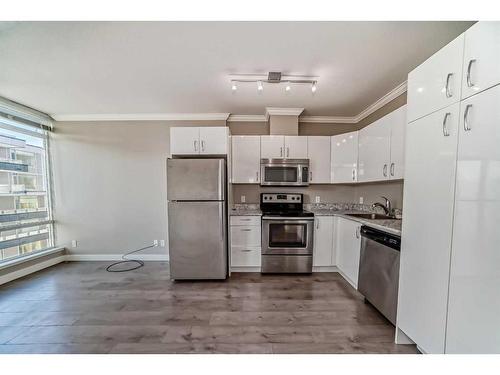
52;113;230;122
353;81;407;123
50;81;407;125
298;116;357;124
227;114;267;122
265;107;304;119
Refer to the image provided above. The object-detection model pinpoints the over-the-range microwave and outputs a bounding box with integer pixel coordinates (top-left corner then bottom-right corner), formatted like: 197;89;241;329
260;159;310;186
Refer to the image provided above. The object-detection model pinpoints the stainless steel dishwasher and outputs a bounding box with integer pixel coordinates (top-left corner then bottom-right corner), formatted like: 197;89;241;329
358;225;401;325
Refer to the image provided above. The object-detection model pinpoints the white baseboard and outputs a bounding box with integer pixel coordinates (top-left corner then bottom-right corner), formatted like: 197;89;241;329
0;255;66;286
312;266;339;272
65;254;169;262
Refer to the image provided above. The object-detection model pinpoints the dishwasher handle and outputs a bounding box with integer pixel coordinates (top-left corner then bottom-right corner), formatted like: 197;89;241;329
360;225;401;251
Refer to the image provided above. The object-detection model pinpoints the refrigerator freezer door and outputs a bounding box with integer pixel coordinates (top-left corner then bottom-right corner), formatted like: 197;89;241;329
167;158;225;201
168;201;227;279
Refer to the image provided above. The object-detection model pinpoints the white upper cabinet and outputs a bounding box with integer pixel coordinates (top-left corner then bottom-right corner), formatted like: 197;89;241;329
446;84;500;353
170;127;228;155
407;34;465;123
260;136;307;159
313;216;335;267
260;136;285;159
331;131;358;183
170;127;200;155
199;127;229;155
284;136;308;159
461;22;500;100
398;103;460;354
358;116;391;182
231;136;261;184
335;217;361;289
307;136;331;183
389;105;407;179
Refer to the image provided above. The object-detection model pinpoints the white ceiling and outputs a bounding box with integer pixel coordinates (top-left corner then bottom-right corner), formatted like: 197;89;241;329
0;21;473;118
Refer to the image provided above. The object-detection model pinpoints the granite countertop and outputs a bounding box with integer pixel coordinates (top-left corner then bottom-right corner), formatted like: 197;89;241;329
230;203;402;235
230;204;262;216
305;203;402;236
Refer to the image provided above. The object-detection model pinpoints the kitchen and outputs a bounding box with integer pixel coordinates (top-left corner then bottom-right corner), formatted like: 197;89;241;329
0;15;499;365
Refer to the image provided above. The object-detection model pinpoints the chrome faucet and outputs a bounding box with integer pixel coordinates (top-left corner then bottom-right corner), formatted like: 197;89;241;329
372;196;392;216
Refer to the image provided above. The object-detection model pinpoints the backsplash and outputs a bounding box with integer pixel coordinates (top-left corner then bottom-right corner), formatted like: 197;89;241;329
231;180;404;208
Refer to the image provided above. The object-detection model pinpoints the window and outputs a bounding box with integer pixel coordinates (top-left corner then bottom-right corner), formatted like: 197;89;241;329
0;103;54;262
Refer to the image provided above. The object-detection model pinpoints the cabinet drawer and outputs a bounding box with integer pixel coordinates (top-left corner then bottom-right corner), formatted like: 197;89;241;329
231;246;261;267
230;225;261;247
230;216;261;226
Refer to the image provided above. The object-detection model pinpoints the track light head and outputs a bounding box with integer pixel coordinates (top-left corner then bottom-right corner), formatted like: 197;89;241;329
231;81;237;91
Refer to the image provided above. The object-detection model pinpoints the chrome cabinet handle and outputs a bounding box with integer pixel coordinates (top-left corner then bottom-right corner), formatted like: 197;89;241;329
309;171;312;181
445;73;454;98
464;104;473;131
442;112;451;137
286;147;290;158
383;164;388;177
194;140;198;152
352;169;355;181
466;59;476;88
240;218;252;221
390;162;395;176
256;171;259;182
355;227;360;239
241;249;252;252
240;229;252;232
280;147;283;157
316;219;319;229
201;140;205;152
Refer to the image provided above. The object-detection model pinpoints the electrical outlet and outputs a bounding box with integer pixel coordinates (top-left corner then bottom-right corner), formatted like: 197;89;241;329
71;240;78;248
241;195;246;203
359;196;364;204
315;196;320;203
153;240;159;247
160;240;165;247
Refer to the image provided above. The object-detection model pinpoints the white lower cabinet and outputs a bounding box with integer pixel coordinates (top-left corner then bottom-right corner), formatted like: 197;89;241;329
312;216;335;267
230;216;261;268
398;103;460;354
335;217;362;289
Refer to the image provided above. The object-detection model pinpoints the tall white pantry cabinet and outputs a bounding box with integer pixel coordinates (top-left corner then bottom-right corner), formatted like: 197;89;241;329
398;21;500;354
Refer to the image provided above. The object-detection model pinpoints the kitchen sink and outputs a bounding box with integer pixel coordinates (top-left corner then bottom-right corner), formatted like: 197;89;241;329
346;213;396;220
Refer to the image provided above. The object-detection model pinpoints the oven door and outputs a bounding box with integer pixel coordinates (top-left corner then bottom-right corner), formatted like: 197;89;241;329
260;164;308;186
262;217;314;255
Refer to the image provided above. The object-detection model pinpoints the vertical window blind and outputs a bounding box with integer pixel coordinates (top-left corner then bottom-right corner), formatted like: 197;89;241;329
0;97;54;262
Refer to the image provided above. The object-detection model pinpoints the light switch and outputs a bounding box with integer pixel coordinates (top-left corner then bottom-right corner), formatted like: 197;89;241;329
241;195;246;203
359;196;364;204
315;196;320;203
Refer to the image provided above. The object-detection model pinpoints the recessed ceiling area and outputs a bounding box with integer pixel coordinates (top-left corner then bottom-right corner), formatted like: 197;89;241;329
0;21;474;118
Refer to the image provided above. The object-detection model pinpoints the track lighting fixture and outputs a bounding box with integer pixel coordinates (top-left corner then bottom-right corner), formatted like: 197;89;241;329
228;72;319;94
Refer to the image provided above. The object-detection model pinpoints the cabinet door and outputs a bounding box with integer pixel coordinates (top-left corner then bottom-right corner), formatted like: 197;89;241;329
313;216;334;267
231;136;261;183
446;85;500;353
199;127;228;155
284;136;308;159
358;117;391;182
170;127;200;155
307;136;331;183
261;136;284;159
398;103;460;354
407;34;464;122
231;247;261;267
462;22;500;100
331;131;358;183
336;217;361;289
389;105;407;180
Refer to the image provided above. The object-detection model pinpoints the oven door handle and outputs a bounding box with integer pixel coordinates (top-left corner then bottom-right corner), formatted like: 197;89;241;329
262;216;314;222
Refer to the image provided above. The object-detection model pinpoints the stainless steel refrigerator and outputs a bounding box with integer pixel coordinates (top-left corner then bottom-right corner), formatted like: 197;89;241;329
167;158;227;280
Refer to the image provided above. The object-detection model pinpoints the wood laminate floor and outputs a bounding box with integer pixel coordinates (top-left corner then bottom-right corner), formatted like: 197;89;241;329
0;262;417;354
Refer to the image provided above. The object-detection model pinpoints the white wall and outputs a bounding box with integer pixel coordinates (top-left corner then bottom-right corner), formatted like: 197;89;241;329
50;120;224;257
